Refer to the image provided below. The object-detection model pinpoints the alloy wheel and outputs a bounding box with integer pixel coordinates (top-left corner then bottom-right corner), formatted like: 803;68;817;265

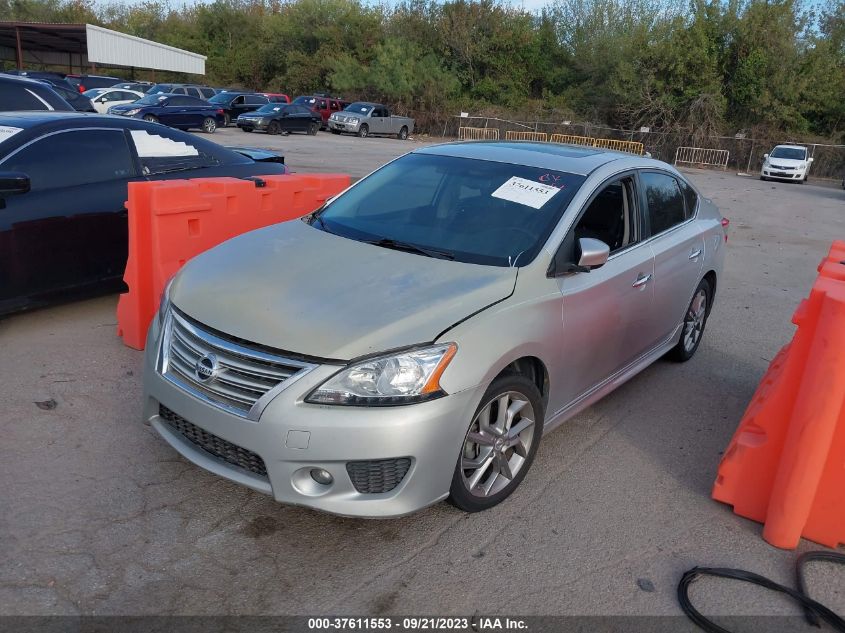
683;289;707;352
461;392;536;498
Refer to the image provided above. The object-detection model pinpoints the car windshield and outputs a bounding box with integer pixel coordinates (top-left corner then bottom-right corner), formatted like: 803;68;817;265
255;104;286;114
135;94;167;105
311;153;586;267
293;96;316;106
770;147;807;160
345;103;373;115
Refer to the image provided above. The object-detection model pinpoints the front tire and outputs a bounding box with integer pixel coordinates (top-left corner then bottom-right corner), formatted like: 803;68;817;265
143;114;158;123
357;124;369;138
202;117;217;134
449;374;544;512
668;278;712;362
398;126;409;140
267;121;281;135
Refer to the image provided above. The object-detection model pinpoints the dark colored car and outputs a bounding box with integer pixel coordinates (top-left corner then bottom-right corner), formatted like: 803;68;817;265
236;103;321;135
108;93;224;133
43;82;96;112
292;95;350;129
0;112;287;315
209;92;269;126
0;75;73;112
3;70;75;90
112;81;154;92
146;83;217;100
67;74;122;93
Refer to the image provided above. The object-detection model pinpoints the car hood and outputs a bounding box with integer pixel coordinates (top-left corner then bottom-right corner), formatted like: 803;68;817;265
767;157;807;166
170;220;517;361
108;103;141;113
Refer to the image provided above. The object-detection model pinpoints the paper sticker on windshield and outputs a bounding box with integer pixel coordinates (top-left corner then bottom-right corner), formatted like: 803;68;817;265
0;126;23;144
130;130;199;157
491;176;561;209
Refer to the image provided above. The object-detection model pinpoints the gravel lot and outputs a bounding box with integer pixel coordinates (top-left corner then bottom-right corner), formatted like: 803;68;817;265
2;133;844;623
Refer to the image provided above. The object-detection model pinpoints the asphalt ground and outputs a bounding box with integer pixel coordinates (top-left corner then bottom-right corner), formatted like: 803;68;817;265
2;131;844;624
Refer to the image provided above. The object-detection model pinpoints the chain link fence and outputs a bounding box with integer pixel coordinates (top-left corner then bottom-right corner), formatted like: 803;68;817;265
438;116;845;182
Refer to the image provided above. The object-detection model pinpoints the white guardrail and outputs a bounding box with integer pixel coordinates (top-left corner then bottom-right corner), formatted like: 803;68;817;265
674;146;730;170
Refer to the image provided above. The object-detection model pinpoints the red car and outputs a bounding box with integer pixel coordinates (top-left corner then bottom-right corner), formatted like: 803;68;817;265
262;93;291;104
292;95;350;129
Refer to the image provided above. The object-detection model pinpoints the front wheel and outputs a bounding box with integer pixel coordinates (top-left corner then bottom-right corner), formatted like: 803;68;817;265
267;121;281;135
143;114;158;123
357;124;369;138
448;374;544;512
202;117;217;134
668;278;712;362
398;126;409;140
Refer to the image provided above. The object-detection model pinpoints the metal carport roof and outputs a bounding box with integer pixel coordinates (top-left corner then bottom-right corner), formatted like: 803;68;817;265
0;22;206;75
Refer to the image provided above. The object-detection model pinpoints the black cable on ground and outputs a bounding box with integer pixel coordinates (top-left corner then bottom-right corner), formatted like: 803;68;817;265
796;551;845;627
678;559;845;633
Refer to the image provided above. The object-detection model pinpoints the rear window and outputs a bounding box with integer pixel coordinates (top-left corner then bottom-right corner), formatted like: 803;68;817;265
129;127;246;175
0;82;72;112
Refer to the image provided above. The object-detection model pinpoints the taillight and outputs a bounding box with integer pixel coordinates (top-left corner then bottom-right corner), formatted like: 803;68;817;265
721;217;730;242
77;85;85;93
216;108;224;114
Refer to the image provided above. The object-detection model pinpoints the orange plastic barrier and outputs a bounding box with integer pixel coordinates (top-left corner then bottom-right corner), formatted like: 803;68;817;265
712;241;845;549
116;173;350;350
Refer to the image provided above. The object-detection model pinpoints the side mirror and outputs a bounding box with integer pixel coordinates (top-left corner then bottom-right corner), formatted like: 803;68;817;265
808;157;814;163
0;172;30;197
763;153;769;160
577;238;610;270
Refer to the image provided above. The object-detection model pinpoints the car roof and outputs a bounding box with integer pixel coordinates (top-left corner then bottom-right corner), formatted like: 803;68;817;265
414;141;664;176
773;144;807;150
0;74;55;88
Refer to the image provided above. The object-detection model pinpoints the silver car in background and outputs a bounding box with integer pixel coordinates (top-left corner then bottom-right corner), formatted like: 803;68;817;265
142;142;727;517
328;102;414;139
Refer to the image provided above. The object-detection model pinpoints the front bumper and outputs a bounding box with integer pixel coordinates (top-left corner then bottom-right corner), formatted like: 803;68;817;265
142;320;482;517
237;118;268;131
328;120;359;133
762;168;805;180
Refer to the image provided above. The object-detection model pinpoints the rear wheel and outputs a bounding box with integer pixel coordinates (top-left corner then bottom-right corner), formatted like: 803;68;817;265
668;278;711;362
143;114;158;123
448;374;544;512
202;117;217;134
357;124;369;138
398;126;409;140
308;122;319;135
267;121;281;135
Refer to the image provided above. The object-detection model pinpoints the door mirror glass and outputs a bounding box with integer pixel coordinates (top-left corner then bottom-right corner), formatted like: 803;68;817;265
578;238;610;269
808;157;814;163
763;153;769;160
0;172;31;197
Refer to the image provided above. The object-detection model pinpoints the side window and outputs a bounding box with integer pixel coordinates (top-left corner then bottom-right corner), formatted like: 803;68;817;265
245;95;267;105
330;101;340;110
201;88;216;99
679;178;698;219
129;128;223;175
165;97;185;106
573;178;636;253
186;87;201;98
233;95;245;105
318;99;327;109
0;84;54;111
2;130;136;190
641;172;686;236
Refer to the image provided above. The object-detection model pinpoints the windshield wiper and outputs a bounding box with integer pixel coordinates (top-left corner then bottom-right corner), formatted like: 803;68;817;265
365;237;455;260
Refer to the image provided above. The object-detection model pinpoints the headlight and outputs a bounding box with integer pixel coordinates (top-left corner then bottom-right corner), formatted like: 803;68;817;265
124;108;141;116
306;343;457;406
157;278;174;327
349;118;360;124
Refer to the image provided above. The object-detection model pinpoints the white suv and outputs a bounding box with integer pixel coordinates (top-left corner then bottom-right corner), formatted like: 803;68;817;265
761;144;813;183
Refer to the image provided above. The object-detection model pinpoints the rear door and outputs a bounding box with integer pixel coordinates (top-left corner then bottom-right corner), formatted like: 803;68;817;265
0;128;139;308
639;171;705;344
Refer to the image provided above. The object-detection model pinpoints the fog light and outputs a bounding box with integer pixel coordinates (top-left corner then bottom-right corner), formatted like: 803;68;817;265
310;468;333;485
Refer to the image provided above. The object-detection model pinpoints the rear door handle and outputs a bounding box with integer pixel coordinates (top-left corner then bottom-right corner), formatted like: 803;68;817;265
632;273;652;288
689;249;702;260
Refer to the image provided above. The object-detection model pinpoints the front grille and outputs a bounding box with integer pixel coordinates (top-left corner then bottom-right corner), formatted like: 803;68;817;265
162;310;314;418
770;164;793;170
346;458;412;494
159;404;268;477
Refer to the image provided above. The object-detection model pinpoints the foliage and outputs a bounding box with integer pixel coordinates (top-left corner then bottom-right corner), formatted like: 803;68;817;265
1;0;843;138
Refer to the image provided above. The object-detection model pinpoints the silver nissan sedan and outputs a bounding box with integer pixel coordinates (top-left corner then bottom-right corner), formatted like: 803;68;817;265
142;142;727;517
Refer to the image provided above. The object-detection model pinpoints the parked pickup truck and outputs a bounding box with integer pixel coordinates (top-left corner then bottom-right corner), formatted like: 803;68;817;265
328;102;414;139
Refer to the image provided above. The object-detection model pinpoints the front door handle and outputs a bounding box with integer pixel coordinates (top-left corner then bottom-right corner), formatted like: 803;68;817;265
689;249;702;260
632;273;652;288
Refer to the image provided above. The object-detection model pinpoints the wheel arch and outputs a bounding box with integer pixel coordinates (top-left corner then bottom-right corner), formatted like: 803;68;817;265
494;356;550;411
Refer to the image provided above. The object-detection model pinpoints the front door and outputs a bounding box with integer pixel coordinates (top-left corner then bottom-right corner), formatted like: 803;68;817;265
555;175;661;408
